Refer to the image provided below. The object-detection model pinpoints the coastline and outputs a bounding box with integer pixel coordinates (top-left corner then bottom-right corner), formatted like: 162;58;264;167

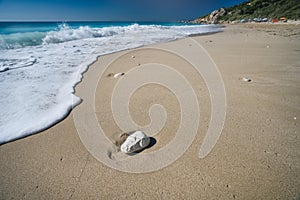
0;22;221;145
0;24;299;199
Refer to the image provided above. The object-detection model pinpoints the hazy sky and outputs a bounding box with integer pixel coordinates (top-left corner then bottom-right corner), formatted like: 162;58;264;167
0;0;246;21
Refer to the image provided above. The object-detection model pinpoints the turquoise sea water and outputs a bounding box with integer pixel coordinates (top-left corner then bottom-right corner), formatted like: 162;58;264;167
0;21;186;34
0;21;187;49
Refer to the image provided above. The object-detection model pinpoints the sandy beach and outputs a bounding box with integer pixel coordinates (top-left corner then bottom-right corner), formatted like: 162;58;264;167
1;24;299;199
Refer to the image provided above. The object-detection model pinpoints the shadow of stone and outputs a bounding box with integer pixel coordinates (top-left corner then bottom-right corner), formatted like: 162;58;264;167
127;137;156;156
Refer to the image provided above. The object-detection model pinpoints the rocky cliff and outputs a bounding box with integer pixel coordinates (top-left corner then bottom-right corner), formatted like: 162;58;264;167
193;8;226;24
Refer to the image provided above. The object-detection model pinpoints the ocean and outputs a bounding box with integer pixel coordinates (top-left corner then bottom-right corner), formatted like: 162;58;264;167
0;21;221;144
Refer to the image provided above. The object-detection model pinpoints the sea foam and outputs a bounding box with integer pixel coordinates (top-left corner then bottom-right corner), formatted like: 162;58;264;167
0;23;221;144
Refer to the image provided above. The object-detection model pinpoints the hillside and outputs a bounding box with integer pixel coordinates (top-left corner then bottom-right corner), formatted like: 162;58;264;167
193;0;300;23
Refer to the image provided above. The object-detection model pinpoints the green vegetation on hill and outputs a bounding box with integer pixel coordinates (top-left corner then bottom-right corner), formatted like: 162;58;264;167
201;0;300;22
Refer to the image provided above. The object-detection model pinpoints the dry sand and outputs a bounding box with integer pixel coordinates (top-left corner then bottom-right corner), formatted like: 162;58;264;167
0;24;299;199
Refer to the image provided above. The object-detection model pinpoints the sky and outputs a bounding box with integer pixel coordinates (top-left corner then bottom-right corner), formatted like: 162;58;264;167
0;0;246;21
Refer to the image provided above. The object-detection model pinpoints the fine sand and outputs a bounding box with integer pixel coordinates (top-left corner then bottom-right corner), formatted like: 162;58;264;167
1;24;299;199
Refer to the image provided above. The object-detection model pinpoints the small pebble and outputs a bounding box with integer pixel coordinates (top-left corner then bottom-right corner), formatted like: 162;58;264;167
294;117;297;120
131;55;135;58
114;72;125;78
242;77;252;82
267;45;270;48
107;73;114;77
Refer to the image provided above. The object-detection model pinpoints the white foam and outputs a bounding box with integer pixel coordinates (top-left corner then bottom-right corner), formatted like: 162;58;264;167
0;23;221;144
0;57;37;72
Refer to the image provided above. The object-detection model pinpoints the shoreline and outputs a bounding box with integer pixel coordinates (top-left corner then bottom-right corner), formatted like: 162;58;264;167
0;23;223;144
1;24;299;199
